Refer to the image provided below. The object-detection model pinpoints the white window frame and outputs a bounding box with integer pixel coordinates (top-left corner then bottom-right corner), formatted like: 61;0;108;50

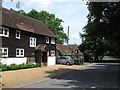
1;48;8;57
16;48;24;57
46;37;49;43
51;38;55;44
0;26;9;37
51;50;55;56
16;30;20;39
30;37;36;47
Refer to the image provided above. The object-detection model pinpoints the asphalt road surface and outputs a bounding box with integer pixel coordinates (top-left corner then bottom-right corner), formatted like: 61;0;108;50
22;63;120;89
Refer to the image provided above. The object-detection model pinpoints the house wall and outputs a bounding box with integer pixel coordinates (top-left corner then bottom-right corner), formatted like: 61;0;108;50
47;56;56;66
1;26;56;65
1;57;27;65
2;26;45;57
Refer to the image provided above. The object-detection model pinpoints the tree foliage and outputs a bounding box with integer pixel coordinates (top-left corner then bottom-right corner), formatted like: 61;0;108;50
79;38;107;62
80;2;120;61
15;9;68;44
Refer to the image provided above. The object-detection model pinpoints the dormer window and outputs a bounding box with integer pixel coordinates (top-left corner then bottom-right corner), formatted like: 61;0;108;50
51;38;55;44
46;37;49;43
0;27;9;37
16;30;20;39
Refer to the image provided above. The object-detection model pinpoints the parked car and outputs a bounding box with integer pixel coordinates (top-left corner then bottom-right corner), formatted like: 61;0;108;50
57;56;74;65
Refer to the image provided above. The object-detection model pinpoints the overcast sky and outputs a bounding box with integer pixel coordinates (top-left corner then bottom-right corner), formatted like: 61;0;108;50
2;0;89;45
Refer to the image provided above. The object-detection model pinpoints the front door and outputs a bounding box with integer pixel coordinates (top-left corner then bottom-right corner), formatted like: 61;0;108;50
35;50;42;67
42;52;47;66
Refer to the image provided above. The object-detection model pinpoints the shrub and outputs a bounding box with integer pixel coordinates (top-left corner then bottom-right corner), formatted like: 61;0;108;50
8;64;18;70
26;63;37;68
2;63;37;71
20;63;26;69
2;64;8;71
17;64;22;69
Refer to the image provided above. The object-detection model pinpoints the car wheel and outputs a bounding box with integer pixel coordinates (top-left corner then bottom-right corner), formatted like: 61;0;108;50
66;62;70;65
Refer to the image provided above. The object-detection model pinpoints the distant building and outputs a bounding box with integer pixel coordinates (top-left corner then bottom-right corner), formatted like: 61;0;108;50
56;44;84;60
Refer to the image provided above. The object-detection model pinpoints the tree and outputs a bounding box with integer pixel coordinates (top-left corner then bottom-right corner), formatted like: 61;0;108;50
17;9;68;44
83;2;120;58
79;37;107;62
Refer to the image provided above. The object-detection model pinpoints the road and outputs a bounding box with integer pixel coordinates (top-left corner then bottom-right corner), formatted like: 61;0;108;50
22;63;120;89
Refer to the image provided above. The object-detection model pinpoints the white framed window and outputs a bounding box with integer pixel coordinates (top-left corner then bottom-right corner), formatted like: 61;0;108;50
51;38;55;44
1;48;8;57
30;37;36;47
51;50;55;56
46;37;49;43
16;48;24;57
16;30;20;39
0;27;9;37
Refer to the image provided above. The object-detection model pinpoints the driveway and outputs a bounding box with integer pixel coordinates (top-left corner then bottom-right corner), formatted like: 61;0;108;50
2;63;91;88
22;63;120;89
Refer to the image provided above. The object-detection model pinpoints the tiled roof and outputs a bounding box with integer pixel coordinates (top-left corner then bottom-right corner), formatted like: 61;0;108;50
68;44;84;55
56;44;72;55
35;44;49;51
2;8;56;38
56;44;83;56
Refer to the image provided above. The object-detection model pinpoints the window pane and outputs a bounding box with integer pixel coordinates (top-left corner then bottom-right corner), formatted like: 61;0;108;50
33;42;35;46
2;29;3;34
21;50;23;55
46;37;49;43
17;34;19;37
17;50;19;55
34;39;35;42
4;49;7;55
17;31;19;35
30;38;33;46
4;29;8;35
16;31;20;37
30;38;33;42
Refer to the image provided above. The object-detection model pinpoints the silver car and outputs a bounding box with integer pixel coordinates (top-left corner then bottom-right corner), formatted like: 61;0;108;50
57;56;74;65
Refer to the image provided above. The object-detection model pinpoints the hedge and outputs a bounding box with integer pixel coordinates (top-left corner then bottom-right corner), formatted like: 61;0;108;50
1;64;8;71
2;63;37;71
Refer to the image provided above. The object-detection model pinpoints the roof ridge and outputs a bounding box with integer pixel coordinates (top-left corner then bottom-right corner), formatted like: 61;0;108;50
2;7;56;38
3;7;45;26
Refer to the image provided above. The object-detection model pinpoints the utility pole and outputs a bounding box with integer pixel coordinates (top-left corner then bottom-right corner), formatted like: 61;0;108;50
67;26;69;45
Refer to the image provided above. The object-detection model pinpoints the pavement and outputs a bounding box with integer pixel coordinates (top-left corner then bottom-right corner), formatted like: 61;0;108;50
1;63;92;88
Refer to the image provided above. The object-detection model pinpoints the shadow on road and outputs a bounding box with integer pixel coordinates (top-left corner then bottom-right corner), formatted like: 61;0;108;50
45;63;120;89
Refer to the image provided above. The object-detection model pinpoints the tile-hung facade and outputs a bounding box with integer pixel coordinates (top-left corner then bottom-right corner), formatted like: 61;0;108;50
0;8;56;66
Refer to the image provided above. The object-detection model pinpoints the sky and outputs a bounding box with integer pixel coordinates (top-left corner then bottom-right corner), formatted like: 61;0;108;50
2;0;89;45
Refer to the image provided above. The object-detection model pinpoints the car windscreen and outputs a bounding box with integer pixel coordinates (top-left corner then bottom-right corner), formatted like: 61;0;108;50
61;56;68;59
